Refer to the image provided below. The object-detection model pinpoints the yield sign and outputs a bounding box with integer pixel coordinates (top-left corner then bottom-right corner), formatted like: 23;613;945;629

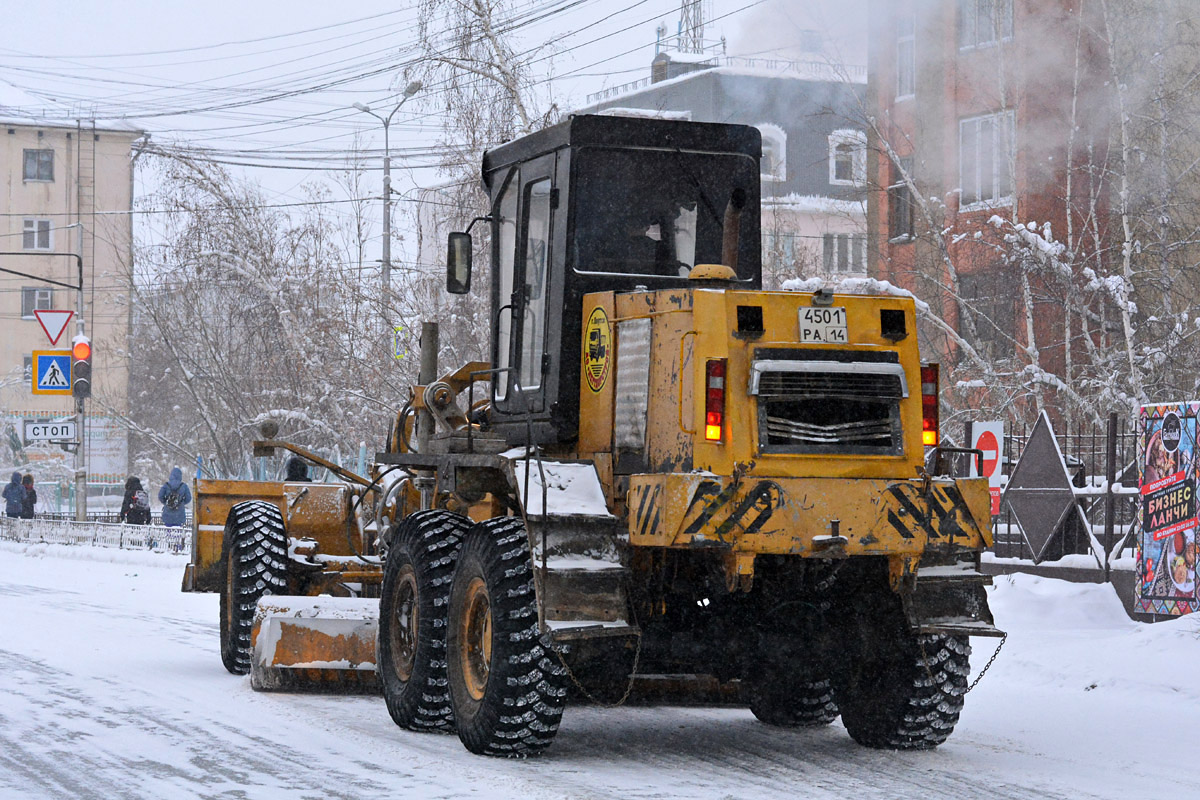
34;310;74;346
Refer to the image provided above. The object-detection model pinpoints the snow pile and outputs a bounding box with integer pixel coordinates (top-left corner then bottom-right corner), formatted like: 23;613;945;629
0;538;187;568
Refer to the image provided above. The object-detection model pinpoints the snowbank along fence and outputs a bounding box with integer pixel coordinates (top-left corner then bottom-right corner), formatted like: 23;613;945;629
0;516;189;554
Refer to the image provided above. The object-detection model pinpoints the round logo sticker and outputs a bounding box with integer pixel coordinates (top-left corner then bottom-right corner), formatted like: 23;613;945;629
583;307;611;393
1163;412;1182;452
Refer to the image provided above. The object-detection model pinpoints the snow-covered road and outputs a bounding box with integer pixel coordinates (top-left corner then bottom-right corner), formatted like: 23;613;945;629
0;541;1193;800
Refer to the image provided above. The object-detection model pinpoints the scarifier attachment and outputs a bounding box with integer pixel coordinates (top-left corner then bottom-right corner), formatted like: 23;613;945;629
250;596;380;693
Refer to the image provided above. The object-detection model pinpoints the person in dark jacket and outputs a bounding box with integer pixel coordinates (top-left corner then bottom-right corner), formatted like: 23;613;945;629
3;472;24;518
19;474;36;519
285;456;312;482
119;476;151;525
158;467;191;528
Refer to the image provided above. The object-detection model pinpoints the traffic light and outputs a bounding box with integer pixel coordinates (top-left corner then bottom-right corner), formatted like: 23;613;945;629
72;335;92;398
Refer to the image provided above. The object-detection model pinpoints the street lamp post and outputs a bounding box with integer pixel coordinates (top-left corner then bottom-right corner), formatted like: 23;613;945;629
354;80;422;295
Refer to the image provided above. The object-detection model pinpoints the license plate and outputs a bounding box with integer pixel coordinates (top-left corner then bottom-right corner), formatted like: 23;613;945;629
799;306;848;343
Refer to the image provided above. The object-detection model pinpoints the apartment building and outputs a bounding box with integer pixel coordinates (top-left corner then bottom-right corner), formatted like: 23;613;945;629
866;0;1110;372
0;82;143;505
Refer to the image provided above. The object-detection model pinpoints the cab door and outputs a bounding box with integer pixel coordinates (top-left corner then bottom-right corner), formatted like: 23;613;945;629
493;154;555;417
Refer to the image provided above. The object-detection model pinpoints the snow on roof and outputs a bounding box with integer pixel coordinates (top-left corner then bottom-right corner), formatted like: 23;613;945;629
583;62;864;110
658;49;719;64
781;277;925;310
0;79;144;134
764;194;865;216
594;107;693;121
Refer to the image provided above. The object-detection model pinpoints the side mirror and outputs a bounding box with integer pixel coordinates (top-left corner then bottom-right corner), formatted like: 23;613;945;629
447;232;472;294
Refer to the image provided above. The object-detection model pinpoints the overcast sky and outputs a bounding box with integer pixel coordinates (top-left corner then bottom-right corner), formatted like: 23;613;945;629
0;0;866;264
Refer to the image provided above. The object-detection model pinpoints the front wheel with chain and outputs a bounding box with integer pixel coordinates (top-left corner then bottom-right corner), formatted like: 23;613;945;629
219;501;288;676
446;516;568;757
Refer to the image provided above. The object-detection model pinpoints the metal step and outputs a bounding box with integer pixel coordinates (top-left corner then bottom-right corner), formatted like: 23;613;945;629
545;619;640;643
541;561;630;622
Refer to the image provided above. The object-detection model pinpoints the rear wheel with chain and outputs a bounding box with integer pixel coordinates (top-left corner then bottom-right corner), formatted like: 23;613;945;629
749;559;840;727
446;516;568;757
835;622;971;750
749;674;839;727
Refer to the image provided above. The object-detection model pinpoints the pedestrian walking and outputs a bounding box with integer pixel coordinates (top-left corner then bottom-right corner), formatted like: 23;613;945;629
19;474;36;519
158;467;191;528
120;476;152;525
3;472;23;518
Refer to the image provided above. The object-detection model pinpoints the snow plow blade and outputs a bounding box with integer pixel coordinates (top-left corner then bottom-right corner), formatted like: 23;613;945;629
250;596;380;693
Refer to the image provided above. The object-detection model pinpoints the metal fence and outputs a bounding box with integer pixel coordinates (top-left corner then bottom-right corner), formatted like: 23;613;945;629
0;516;190;554
990;413;1140;567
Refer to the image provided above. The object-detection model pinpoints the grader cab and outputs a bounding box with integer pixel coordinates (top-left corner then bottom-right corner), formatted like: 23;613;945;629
186;114;1001;757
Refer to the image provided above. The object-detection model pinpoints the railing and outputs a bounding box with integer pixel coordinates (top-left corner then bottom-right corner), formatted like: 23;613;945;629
0;516;190;554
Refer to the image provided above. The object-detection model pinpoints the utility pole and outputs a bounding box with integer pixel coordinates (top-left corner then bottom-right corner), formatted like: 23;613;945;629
75;222;87;521
353;81;423;296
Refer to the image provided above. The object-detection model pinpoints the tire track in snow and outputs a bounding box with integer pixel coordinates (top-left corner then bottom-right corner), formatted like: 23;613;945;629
0;647;405;799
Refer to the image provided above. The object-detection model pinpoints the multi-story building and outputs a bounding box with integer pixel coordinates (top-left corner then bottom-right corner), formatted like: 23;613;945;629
866;0;1110;376
0;83;144;509
578;50;869;288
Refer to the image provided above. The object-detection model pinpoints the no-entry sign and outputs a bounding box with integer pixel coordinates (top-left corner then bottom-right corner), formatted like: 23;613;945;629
969;421;1005;515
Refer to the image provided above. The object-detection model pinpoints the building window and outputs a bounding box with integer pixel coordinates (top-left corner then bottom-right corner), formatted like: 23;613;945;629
828;130;866;187
960;111;1015;207
21;287;53;319
758;124;787;182
823;234;866;273
960;270;1015;359
23;219;52;250
897;14;915;98
959;0;1013;49
763;231;798;264
23;148;54;181
888;156;915;241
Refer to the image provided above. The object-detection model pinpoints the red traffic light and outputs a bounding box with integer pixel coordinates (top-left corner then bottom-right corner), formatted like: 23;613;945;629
73;338;91;361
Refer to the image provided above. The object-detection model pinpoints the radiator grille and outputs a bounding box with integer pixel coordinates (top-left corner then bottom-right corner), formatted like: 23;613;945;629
752;357;905;454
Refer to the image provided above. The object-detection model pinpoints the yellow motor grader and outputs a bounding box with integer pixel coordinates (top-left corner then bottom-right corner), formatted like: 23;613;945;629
184;114;1001;756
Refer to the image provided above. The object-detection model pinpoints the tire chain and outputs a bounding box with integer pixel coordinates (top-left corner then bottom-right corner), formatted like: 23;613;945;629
380;510;472;731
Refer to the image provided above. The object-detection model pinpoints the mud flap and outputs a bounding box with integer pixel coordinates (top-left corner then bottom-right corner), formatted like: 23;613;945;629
905;567;1005;638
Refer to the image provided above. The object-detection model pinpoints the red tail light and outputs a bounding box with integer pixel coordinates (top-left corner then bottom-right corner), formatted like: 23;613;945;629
921;364;939;447
705;359;726;442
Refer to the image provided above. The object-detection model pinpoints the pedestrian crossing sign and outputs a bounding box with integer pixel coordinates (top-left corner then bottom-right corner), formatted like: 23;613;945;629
32;350;72;395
